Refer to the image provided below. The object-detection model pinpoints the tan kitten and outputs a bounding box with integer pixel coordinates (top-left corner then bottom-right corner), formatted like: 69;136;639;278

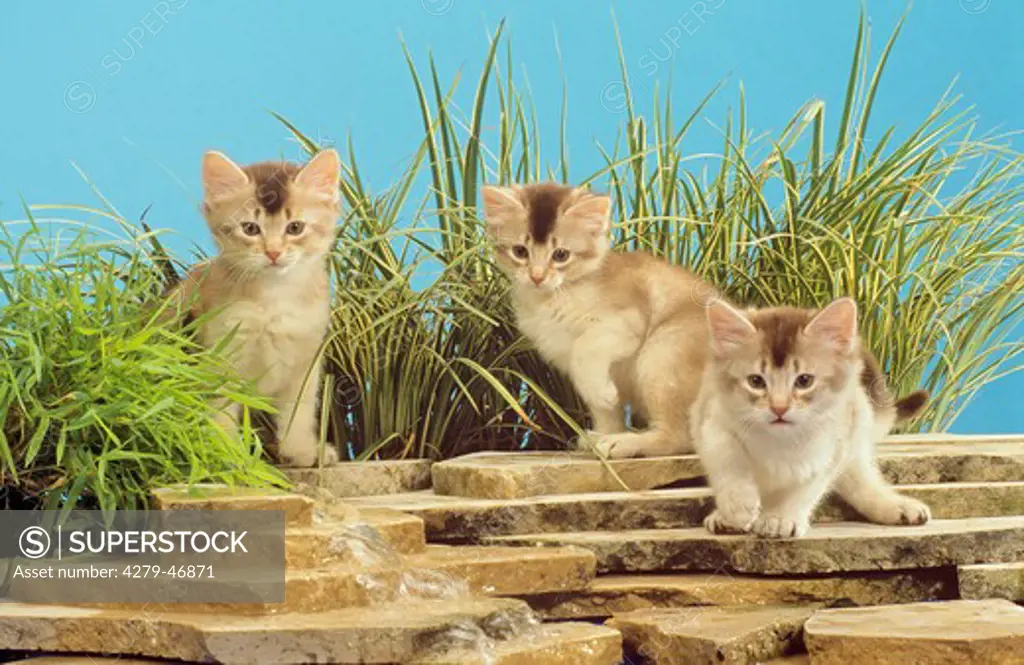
167;149;342;467
481;182;717;458
692;296;930;538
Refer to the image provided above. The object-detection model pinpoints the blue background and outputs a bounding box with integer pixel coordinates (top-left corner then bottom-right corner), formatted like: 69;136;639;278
1;1;1020;433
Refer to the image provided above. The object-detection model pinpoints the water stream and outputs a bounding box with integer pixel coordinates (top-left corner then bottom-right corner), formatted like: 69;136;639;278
307;494;546;663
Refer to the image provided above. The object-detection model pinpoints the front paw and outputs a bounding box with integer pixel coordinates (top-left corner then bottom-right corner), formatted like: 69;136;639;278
704;509;754;535
588;432;641;459
889;497;931;525
279;439;339;468
898;498;931;525
752;514;809;539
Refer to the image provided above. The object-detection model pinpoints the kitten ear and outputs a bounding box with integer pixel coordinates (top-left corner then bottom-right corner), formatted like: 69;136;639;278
202;151;249;200
296;149;341;199
563;190;611;236
805;297;858;352
707;300;757;354
481;185;525;234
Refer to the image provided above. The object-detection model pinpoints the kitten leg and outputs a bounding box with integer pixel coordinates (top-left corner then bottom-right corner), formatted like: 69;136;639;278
697;425;761;534
210;399;240;439
275;364;338;468
834;456;931;526
569;328;630;438
753;473;834;539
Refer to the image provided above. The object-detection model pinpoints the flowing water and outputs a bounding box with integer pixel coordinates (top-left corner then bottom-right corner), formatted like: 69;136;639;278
305;493;545;663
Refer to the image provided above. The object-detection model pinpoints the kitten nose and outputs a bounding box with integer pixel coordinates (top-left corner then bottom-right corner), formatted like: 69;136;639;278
265;250;281;262
529;269;545;285
770;404;790;417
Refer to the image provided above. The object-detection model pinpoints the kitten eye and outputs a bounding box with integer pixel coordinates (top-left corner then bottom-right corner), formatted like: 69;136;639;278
240;222;261;236
551;248;571;263
285;221;306;236
510;245;529;260
794;373;815;389
746;374;767;390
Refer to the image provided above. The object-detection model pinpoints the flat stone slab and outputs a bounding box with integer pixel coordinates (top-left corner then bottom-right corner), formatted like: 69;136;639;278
959;561;1024;601
484;517;1024;575
0;598;535;664
523;570;955;620
804;599;1024;664
608;605;816;665
431;440;1024;499
350;481;1024;540
412;622;622;664
406;544;596;597
80;543;594;615
287;508;425;568
152;484;316;526
287;458;432;497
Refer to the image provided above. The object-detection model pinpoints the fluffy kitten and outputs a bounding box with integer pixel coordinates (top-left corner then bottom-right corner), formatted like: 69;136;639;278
481;182;717;458
167;149;342;467
692;296;931;538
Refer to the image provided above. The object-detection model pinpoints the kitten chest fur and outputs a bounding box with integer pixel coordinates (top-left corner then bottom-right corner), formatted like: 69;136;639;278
513;282;644;375
200;266;329;396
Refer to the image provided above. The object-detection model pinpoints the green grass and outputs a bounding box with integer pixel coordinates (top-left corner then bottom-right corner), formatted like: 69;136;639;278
0;11;1021;507
0;211;286;513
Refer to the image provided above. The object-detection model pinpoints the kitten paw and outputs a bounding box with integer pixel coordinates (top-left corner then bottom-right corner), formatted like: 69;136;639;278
704;509;753;535
895;497;931;525
752;515;809;539
587;432;637;459
279;440;339;468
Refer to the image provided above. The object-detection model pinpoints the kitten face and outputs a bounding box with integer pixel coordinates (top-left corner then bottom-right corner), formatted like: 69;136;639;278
201;150;341;276
706;298;860;430
480;183;612;291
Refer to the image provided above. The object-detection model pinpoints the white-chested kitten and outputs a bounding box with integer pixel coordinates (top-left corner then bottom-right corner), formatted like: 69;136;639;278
692;296;930;538
166;150;342;467
481;182;718;458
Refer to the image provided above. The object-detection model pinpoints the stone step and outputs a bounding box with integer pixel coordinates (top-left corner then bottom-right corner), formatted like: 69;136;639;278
483;516;1024;575
77;544;595;615
151;484;315;526
431;438;1024;499
286;458;432;497
522;570;955;620
804;599;1024;664
3;624;623;665
410;622;622;664
958;561;1024;602
608;605;816;665
349;481;1024;541
286;508;426;568
0;597;537;664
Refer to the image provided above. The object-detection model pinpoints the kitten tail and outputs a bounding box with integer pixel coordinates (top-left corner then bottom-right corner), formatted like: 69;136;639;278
894;389;929;422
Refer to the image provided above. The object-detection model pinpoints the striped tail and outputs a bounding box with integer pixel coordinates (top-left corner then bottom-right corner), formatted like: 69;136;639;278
894;390;929;423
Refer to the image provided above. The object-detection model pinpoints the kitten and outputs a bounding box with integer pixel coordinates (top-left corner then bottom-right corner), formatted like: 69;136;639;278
692;296;931;538
481;182;717;458
166;149;342;467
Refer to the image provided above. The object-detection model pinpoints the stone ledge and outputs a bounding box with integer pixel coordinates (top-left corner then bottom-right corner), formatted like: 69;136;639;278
522;570;956;620
484;517;1024;575
608;604;816;665
411;622;622;665
287;458;432;497
151;484;315;526
958;561;1024;602
0;598;535;665
286;508;426;568
349;481;1024;540
431;441;1024;499
804;599;1024;664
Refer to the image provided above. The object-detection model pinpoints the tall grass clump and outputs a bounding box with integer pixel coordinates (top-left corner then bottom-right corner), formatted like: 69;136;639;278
0;211;285;512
